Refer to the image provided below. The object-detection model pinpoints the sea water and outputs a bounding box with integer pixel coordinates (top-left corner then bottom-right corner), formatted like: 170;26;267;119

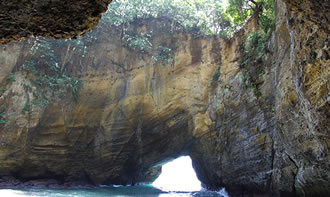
0;157;229;196
0;185;228;197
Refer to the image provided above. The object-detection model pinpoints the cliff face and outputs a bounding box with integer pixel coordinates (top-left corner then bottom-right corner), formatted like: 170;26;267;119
0;0;329;196
191;0;329;196
0;0;112;44
0;18;223;186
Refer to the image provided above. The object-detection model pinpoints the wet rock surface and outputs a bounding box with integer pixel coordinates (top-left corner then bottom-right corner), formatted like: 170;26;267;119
0;0;112;44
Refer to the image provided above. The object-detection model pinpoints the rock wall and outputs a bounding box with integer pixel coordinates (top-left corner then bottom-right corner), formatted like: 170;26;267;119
0;0;329;196
0;18;224;186
0;0;112;44
191;0;329;196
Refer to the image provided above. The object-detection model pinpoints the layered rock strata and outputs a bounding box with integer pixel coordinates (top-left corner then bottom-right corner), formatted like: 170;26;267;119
0;0;329;196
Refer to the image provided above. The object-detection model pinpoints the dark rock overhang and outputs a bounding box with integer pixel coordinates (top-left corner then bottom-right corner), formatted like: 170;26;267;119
0;0;112;44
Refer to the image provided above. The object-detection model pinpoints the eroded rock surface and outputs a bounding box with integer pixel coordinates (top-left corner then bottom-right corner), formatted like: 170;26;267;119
0;18;219;185
0;0;112;44
192;1;329;196
0;0;329;196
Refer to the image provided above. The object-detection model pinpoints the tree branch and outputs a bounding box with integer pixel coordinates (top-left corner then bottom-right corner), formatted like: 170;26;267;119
249;0;264;13
249;0;259;6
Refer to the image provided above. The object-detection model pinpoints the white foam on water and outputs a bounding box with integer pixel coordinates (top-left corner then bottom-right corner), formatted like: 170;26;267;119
0;189;35;197
217;188;229;197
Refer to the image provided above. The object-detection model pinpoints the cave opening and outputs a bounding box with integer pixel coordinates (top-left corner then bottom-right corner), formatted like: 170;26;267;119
152;156;202;192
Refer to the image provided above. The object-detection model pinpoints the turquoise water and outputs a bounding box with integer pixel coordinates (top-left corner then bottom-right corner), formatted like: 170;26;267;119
0;185;228;197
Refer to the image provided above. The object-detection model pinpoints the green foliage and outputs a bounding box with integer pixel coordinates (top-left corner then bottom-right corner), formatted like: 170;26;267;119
100;0;234;35
226;0;275;33
21;101;31;114
21;100;34;115
242;67;262;97
212;71;220;81
123;32;152;53
30;97;49;107
20;38;83;108
243;30;267;62
0;117;6;127
212;66;221;82
7;73;15;82
272;106;276;112
226;0;254;25
240;29;268;98
152;46;174;65
242;68;251;87
258;0;275;33
21;60;38;74
0;104;6;127
257;69;265;77
0;88;6;98
81;0;276;43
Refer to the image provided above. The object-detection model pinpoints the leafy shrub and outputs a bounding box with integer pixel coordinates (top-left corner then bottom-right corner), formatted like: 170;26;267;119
212;72;220;81
243;30;267;61
20;38;83;108
123;32;152;53
258;0;275;34
0;117;6;127
7;73;15;82
21;101;31;114
226;0;275;33
240;30;268;98
152;46;173;65
211;66;221;82
0;104;6;127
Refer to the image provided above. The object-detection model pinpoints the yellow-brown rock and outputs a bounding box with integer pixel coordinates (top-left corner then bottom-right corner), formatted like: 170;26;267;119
0;0;329;196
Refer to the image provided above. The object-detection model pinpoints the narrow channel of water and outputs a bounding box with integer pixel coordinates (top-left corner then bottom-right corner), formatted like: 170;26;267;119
0;156;228;197
0;185;228;197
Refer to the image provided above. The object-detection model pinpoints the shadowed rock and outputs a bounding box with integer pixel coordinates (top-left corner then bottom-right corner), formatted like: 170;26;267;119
0;0;112;44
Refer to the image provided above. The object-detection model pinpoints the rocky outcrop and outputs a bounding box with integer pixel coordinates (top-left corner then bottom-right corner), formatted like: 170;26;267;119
0;18;219;186
0;0;329;196
0;0;112;44
191;0;329;196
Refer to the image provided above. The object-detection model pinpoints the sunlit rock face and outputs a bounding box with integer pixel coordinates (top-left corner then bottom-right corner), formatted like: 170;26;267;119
0;17;222;186
272;0;330;196
192;0;329;196
0;0;329;196
191;0;329;196
0;0;112;44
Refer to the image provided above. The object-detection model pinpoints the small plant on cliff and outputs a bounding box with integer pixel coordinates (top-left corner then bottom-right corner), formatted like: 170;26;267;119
21;101;31;115
7;73;15;82
0;115;6;127
212;71;220;82
243;30;267;61
258;0;275;34
123;31;152;53
0;104;7;127
212;66;221;82
240;29;268;99
20;38;83;108
152;46;174;65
